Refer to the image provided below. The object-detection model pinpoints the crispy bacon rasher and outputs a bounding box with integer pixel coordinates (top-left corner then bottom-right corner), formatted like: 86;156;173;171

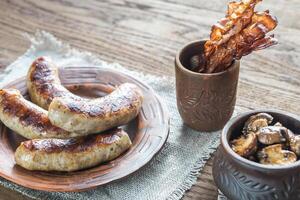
199;0;278;73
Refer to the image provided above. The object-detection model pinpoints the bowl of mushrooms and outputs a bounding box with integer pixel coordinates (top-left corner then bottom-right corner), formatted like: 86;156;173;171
212;110;300;200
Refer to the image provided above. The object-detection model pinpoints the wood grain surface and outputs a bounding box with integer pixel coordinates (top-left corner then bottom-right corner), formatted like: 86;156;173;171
0;0;299;199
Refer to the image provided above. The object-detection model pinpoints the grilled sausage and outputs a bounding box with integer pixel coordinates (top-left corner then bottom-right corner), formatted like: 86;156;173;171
27;57;144;134
0;89;77;139
49;83;143;134
27;57;79;110
15;128;132;171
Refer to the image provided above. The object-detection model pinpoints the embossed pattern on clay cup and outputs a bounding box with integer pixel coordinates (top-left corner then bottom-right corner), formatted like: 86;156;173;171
175;40;240;132
213;110;300;200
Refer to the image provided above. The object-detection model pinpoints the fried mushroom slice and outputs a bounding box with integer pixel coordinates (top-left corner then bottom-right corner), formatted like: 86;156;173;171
281;129;295;143
257;126;287;145
289;134;300;156
231;132;257;157
274;122;283;127
242;113;273;134
257;144;297;165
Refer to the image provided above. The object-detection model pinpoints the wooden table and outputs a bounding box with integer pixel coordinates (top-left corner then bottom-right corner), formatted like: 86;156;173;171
0;0;299;199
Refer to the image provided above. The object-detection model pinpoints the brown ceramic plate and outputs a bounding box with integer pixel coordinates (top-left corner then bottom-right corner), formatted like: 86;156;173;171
0;66;169;192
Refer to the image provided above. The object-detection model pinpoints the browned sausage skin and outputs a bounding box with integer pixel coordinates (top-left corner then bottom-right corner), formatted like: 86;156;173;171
49;83;143;134
27;56;79;110
27;57;144;134
0;89;74;139
15;128;132;171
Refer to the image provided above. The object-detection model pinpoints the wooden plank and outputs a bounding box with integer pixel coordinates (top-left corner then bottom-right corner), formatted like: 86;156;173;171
0;186;31;200
183;157;218;200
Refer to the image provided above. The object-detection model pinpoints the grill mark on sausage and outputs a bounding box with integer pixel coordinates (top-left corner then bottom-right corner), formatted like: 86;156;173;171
0;89;66;133
22;128;125;153
29;57;80;104
29;57;142;119
61;84;140;117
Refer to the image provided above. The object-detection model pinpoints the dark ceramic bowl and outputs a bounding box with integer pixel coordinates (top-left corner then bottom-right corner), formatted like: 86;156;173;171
213;109;300;200
175;40;240;132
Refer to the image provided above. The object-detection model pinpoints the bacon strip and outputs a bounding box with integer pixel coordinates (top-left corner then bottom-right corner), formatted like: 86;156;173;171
201;0;278;73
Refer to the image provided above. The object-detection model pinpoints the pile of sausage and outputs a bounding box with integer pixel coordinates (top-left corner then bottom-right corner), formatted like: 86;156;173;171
0;57;144;172
231;113;300;165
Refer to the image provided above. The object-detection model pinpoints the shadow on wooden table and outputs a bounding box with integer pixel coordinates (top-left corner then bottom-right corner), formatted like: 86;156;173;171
183;154;218;200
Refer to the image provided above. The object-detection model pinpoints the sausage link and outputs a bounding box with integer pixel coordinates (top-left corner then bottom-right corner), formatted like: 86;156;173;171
15;128;131;171
27;57;143;134
0;89;76;139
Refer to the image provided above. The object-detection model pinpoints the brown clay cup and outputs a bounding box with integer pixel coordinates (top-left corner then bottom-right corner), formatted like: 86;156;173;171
175;40;240;132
